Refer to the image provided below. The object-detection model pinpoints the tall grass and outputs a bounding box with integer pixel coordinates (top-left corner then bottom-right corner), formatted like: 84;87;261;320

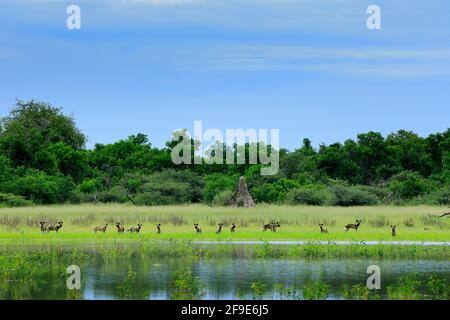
421;214;446;228
0;204;447;242
368;215;390;228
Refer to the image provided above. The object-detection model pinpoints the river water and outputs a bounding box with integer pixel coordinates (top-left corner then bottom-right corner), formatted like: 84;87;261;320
1;244;448;300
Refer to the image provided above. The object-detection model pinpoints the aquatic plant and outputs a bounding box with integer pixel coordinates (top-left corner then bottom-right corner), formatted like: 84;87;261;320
250;282;268;300
302;280;329;300
385;273;450;300
170;271;205;300
117;270;137;299
342;284;381;300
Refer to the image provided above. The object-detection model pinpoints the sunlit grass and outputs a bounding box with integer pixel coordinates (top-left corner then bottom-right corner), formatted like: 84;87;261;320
0;204;448;242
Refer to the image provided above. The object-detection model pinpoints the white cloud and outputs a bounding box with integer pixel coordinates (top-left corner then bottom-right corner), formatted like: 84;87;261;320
198;45;450;77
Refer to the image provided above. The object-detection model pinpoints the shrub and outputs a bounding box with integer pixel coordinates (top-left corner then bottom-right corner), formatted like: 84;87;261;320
97;187;127;203
358;185;393;204
2;171;75;204
203;174;236;202
67;191;83;204
388;172;429;199
252;179;300;204
423;187;450;205
0;193;32;207
138;170;204;204
78;178;102;194
285;185;333;206
213;190;233;206
134;191;177;206
329;184;378;206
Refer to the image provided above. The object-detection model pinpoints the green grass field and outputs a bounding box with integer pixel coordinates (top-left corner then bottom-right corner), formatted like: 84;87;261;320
0;204;448;243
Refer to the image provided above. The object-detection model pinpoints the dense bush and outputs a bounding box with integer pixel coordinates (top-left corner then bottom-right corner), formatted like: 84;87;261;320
213;190;233;206
97;187;128;203
285;185;333;206
0;193;32;207
388;172;429;199
329;184;379;206
1;171;75;204
137;170;204;204
134;191;177;206
252;179;300;203
203;174;236;202
422;187;450;205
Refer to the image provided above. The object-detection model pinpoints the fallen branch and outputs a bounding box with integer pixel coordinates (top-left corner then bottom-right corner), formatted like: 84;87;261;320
201;200;214;208
125;194;137;206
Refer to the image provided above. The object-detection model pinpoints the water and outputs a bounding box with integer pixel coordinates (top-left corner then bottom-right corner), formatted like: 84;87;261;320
80;258;449;300
1;245;448;300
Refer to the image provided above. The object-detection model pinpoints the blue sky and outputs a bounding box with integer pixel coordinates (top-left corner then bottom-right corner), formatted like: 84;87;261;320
1;0;449;149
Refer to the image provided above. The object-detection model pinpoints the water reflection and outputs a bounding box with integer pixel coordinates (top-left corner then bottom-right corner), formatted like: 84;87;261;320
0;246;448;300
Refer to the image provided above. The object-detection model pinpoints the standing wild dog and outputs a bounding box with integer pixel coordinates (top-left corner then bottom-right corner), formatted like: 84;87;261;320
216;223;223;234
46;221;63;233
54;221;64;233
271;221;281;232
230;223;236;233
116;222;125;233
390;225;397;237
319;224;328;234
128;224;142;233
194;223;202;233
39;221;46;233
156;223;161;234
345;220;361;232
93;223;108;233
262;223;272;231
262;221;280;232
46;223;57;232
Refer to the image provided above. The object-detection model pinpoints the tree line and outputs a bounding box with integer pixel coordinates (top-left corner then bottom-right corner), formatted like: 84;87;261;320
0;100;449;207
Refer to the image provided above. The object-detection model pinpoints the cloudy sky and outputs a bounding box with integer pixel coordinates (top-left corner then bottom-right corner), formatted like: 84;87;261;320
1;0;449;149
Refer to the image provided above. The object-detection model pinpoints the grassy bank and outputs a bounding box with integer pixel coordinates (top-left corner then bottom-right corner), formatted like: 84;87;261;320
0;204;448;242
1;239;449;260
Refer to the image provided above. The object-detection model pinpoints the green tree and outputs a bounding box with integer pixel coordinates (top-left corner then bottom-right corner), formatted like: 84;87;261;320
0;100;86;168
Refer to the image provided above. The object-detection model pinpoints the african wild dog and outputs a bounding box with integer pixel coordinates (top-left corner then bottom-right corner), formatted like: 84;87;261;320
262;223;272;232
194;223;202;233
345;220;361;232
54;222;64;232
319;224;328;234
390;225;397;237
39;221;46;233
93;224;108;233
116;222;125;233
271;221;281;232
128;224;142;233
46;221;63;233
